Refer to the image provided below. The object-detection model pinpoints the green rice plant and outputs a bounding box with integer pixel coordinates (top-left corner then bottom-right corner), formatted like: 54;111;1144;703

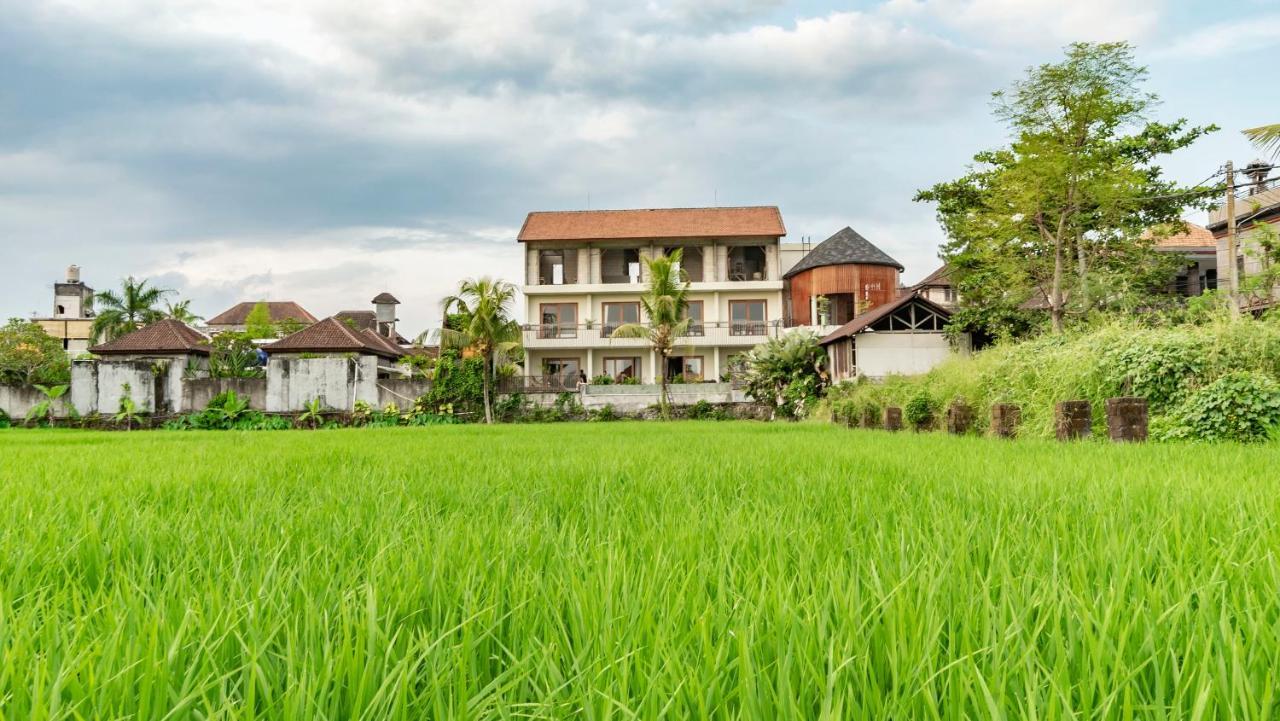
4;424;1280;718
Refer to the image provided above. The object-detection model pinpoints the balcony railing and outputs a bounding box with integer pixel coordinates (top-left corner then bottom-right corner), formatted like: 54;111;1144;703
522;320;784;347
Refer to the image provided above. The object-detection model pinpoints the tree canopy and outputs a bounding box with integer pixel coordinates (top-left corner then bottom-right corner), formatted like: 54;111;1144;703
0;319;71;387
91;277;173;342
916;42;1216;338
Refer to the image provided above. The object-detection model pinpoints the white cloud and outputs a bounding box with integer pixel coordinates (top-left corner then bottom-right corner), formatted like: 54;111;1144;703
886;0;1163;45
1151;15;1280;60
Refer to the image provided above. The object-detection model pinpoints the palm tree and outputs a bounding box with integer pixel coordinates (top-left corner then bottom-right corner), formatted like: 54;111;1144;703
611;249;690;420
164;299;203;325
439;278;521;424
91;277;172;342
1244;124;1280;157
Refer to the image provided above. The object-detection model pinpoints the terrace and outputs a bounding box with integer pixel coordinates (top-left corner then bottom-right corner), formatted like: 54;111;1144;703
521;319;788;349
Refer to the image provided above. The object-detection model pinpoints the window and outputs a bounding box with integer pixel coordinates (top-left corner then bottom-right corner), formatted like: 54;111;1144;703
602;302;640;336
603;357;640;381
666;355;704;381
56;304;66;316
601;248;641;284
942;287;956;303
538;249;578;285
683;301;704;336
543;358;580;381
729;300;767;335
539;303;578;338
727;246;767;281
664;247;704;282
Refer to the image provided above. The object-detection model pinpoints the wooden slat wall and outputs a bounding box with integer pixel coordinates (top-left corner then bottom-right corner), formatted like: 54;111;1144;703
787;265;900;325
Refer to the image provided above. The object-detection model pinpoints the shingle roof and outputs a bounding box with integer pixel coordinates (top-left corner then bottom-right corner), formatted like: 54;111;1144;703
819;293;952;345
518;206;786;242
783;227;904;278
371;292;400;304
913;264;953;288
333;310;410;344
1150;222;1217;249
264;317;404;359
206;301;318;327
90;319;211;356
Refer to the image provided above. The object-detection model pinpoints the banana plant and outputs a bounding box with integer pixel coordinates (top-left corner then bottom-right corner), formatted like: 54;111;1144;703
24;384;68;427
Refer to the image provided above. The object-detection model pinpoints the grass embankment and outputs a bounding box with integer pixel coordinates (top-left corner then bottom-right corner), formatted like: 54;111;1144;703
827;318;1280;440
3;424;1280;719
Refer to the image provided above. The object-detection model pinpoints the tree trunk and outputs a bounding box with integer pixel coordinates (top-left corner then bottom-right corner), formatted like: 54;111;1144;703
1076;235;1089;313
1048;224;1065;335
658;351;670;420
482;353;493;424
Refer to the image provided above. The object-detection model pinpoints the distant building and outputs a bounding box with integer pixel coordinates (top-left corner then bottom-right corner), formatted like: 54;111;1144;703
204;301;318;335
33;265;96;354
1206;162;1280;309
334;293;409;344
82;318;211;415
1152;222;1218;297
912;264;957;308
782;227;904;327
820;293;965;382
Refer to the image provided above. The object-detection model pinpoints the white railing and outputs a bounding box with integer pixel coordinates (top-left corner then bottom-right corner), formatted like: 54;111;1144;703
521;321;786;348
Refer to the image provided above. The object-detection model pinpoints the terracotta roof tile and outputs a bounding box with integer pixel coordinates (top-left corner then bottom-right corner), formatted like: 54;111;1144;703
333;310;410;343
518;206;786;242
90;319;211;356
206;301;318;327
264;317;403;359
914;264;954;287
1151;222;1217;249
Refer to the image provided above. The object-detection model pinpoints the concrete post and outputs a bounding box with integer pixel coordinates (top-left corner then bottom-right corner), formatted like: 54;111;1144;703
884;406;902;432
1105;397;1148;442
946;401;973;435
1055;400;1092;441
991;403;1020;439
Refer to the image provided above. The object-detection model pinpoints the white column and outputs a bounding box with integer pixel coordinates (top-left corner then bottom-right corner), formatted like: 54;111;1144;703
712;348;721;382
586;350;594;380
526;247;539;285
649;348;657;383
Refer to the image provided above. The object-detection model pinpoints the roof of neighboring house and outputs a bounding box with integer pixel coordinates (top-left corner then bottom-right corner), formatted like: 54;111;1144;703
1207;185;1280;232
263;317;404;360
1151;222;1217;249
206;301;319;327
89;318;211;356
371;292;400;304
333;310;410;344
819;293;952;345
783;227;904;278
913;264;954;288
518;206;786;242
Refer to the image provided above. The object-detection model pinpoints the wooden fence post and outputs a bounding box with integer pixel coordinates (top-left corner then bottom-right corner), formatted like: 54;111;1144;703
884;406;902;432
991;403;1020;439
1055;401;1092;441
1105;397;1148;442
946;401;973;435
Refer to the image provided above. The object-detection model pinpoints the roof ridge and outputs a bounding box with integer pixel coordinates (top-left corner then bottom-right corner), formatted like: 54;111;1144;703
525;205;780;215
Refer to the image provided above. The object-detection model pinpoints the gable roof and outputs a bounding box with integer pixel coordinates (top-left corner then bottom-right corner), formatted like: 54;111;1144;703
263;317;404;360
90;319;211;356
783;227;904;278
518;206;786;242
206;301;318;327
1151;222;1217;249
332;310;410;344
819;293;952;345
913;264;953;288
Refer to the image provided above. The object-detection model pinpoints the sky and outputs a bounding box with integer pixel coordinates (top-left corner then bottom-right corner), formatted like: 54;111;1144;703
2;0;1278;335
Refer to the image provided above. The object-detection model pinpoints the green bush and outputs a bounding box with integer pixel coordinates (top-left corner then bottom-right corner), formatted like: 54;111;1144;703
591;374;614;385
588;404;619;422
0;409;10;429
904;392;937;431
1160;372;1280;443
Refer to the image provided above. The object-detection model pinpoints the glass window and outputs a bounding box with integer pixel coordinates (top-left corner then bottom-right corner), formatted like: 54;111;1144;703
683;301;704;336
603;357;640;381
543;358;580;380
540;303;578;338
683;356;704;381
729;300;766;335
602;302;640;335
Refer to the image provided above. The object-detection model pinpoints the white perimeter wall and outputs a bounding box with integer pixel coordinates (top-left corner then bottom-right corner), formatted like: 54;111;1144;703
856;332;956;379
267;355;379;412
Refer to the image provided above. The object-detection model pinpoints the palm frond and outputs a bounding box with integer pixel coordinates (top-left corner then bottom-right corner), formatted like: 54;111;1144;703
1243;124;1280;158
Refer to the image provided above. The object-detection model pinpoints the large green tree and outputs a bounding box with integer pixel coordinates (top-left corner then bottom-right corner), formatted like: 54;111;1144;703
917;42;1215;337
611;249;691;419
0;319;70;386
91;277;173;342
439;278;521;424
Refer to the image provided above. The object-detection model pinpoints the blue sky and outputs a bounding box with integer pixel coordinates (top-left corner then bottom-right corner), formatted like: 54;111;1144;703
2;0;1277;333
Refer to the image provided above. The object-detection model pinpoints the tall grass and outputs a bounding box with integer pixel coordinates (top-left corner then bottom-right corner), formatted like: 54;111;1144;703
828;317;1280;439
2;424;1280;718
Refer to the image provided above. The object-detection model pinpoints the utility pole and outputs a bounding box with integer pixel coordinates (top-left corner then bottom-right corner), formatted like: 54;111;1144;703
1226;160;1240;315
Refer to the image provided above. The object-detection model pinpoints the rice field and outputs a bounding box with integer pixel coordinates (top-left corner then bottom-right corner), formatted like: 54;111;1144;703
2;423;1280;720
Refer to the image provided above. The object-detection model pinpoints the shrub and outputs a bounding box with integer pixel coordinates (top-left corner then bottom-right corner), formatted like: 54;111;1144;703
588;404;619;422
0;408;10;429
591;374;614;385
1160;372;1280;443
904;392;936;431
742;331;829;420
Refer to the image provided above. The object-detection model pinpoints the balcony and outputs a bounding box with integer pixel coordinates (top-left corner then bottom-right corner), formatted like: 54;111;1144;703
522;320;787;348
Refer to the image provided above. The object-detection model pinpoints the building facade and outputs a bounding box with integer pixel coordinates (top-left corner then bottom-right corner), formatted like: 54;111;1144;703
519;206;807;385
33;265;96;354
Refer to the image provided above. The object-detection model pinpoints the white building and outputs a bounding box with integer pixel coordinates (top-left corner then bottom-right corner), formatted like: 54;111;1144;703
517;206;811;386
